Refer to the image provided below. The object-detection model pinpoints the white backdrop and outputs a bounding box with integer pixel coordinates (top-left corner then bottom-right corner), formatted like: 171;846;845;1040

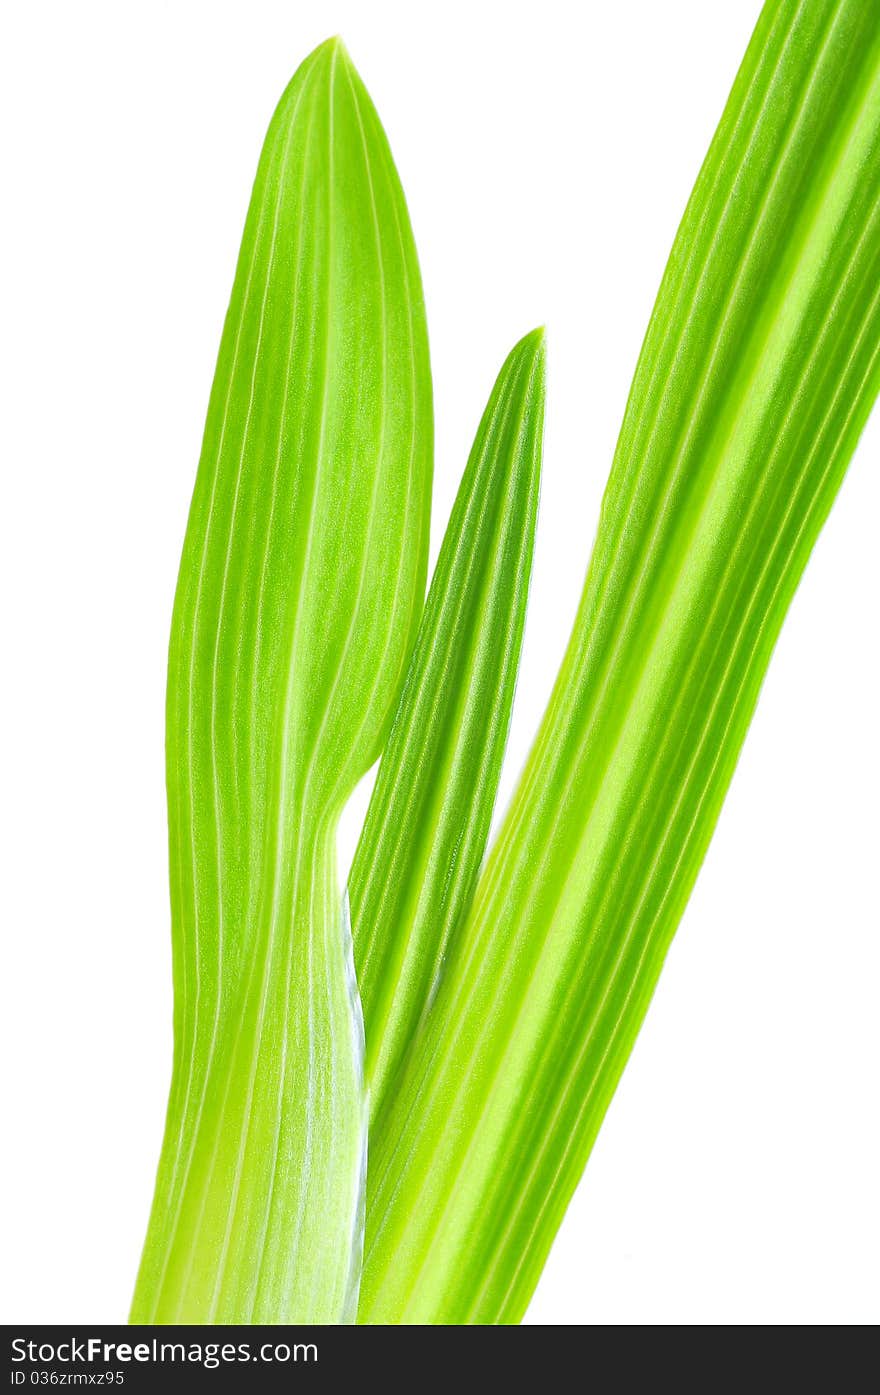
1;0;877;1325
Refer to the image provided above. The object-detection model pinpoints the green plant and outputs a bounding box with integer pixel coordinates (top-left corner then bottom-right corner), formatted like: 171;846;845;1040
134;0;880;1325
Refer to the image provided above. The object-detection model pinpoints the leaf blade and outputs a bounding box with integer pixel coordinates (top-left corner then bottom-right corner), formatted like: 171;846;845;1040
132;37;432;1323
350;328;545;1126
358;0;880;1324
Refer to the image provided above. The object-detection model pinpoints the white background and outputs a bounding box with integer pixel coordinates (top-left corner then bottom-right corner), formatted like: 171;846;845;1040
1;0;877;1325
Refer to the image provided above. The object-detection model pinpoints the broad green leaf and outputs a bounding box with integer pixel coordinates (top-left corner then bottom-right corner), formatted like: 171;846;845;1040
131;37;432;1323
350;328;545;1127
359;0;880;1324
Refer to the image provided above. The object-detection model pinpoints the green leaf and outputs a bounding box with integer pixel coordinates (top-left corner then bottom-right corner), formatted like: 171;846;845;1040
358;0;880;1324
350;329;545;1128
131;36;432;1323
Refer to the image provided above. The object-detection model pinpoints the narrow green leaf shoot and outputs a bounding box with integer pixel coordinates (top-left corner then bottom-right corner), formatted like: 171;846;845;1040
351;329;545;1126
